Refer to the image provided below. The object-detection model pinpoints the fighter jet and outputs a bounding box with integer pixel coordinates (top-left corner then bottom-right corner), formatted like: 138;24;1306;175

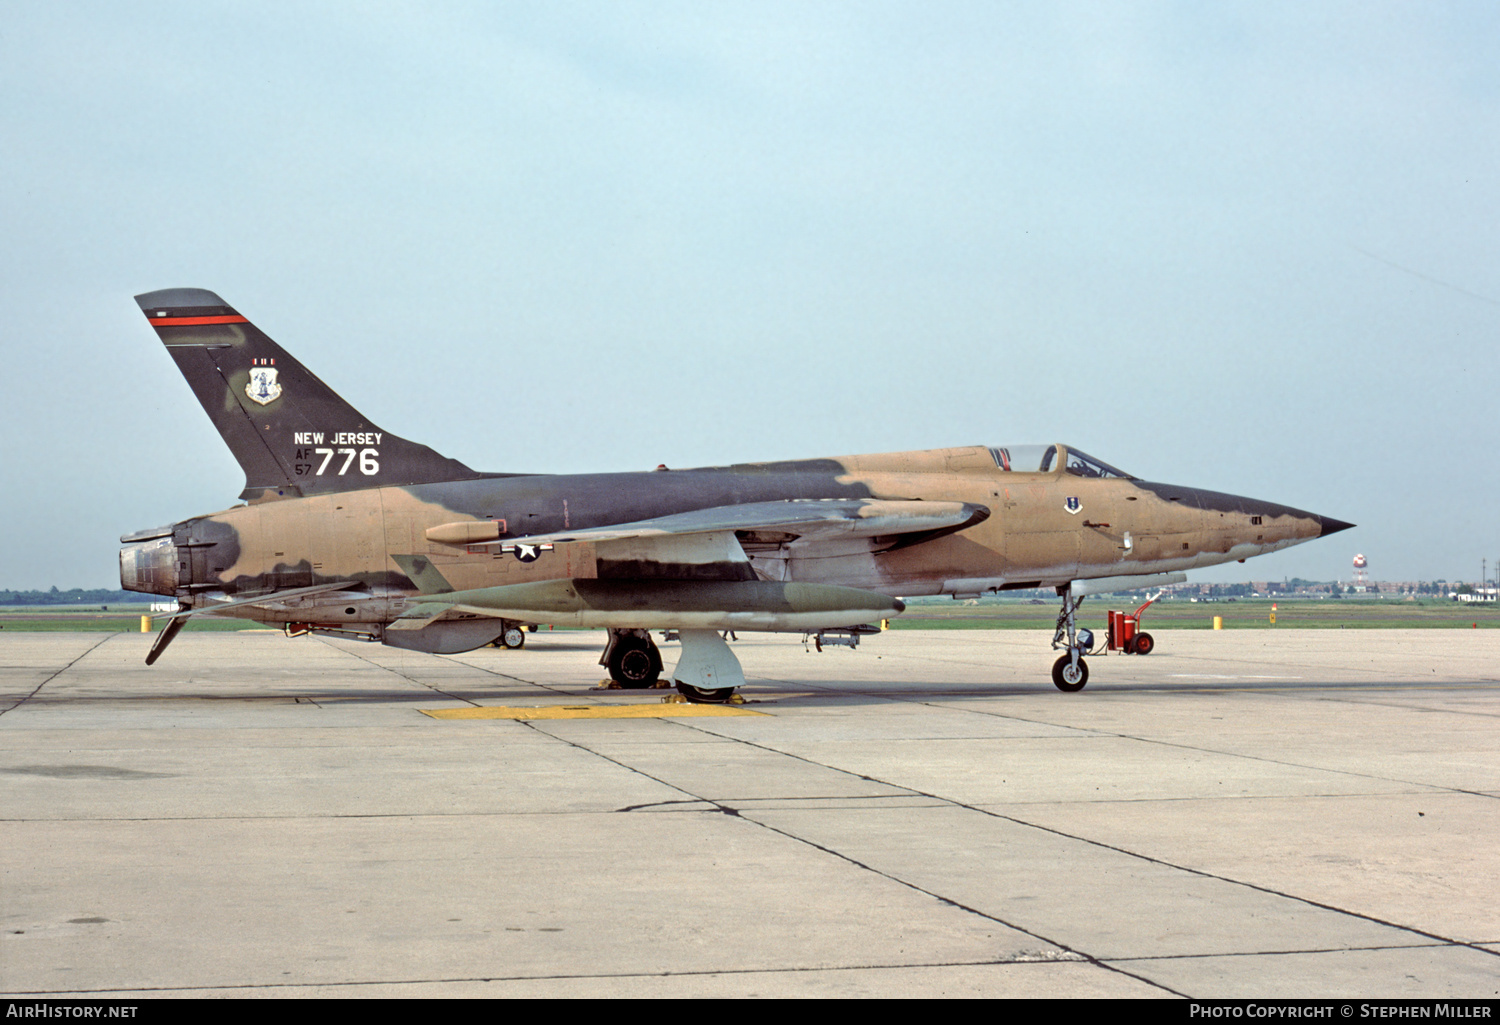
119;288;1352;697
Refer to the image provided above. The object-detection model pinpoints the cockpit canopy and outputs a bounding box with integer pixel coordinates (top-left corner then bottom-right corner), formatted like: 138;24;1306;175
987;445;1134;479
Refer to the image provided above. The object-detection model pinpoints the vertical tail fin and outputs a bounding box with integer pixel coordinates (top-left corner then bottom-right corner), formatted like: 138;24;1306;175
136;288;481;501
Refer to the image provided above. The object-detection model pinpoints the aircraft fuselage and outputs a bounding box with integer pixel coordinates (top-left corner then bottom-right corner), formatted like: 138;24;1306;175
122;443;1335;626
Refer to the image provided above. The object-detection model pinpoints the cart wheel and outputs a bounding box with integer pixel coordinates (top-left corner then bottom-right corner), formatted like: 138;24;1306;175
1133;632;1154;656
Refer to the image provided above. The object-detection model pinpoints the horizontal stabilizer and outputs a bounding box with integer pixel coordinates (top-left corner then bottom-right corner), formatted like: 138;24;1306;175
142;580;359;664
155;580;362;619
144;614;188;665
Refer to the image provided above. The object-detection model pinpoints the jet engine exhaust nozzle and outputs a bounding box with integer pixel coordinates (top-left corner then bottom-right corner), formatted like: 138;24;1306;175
119;535;179;596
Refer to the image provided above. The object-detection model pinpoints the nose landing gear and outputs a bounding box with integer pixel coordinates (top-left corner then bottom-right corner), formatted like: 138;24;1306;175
1051;586;1094;692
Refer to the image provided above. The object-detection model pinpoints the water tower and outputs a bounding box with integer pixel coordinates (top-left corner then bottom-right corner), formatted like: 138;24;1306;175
1353;553;1368;590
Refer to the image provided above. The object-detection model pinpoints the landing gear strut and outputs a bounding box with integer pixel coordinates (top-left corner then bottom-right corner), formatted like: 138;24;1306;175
601;629;662;688
1050;585;1094;692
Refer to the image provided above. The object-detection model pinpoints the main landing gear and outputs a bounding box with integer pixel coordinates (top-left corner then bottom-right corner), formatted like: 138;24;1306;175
599;628;745;703
1051;586;1095;693
601;629;663;688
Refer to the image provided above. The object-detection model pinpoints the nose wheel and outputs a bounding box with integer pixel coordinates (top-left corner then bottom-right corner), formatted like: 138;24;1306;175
1052;654;1089;692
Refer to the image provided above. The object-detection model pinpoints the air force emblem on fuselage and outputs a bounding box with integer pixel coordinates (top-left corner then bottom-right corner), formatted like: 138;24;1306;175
1064;496;1082;515
247;364;281;406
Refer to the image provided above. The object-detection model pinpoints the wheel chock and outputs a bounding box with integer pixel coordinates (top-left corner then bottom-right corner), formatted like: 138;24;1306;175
662;692;746;705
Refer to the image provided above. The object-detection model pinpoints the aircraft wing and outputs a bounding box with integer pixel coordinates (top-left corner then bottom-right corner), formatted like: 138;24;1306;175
396;500;984;636
467;499;989;549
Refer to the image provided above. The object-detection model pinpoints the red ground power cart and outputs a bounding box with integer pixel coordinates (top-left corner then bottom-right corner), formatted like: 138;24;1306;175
1107;593;1162;655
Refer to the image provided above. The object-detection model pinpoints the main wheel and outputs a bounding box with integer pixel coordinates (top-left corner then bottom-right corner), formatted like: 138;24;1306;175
608;637;660;688
500;625;526;649
676;682;735;703
1051;655;1089;692
1132;632;1154;656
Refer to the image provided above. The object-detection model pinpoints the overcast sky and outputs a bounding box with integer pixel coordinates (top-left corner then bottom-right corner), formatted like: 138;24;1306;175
2;1;1495;589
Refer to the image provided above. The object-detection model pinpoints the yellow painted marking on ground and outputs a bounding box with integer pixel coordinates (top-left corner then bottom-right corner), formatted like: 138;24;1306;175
422;703;767;720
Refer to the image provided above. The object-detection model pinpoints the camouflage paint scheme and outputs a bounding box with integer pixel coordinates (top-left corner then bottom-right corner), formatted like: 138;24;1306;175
120;289;1351;686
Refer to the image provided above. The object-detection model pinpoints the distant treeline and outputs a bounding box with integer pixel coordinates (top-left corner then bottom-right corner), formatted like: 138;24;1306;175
0;587;140;605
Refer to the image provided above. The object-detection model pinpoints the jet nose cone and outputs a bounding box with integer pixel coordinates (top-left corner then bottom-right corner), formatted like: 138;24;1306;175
1316;516;1356;537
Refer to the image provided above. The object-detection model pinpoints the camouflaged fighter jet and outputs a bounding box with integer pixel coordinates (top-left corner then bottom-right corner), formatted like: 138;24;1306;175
120;288;1353;697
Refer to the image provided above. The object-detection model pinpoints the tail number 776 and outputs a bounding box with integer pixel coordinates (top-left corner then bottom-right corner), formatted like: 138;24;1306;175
295;447;379;476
